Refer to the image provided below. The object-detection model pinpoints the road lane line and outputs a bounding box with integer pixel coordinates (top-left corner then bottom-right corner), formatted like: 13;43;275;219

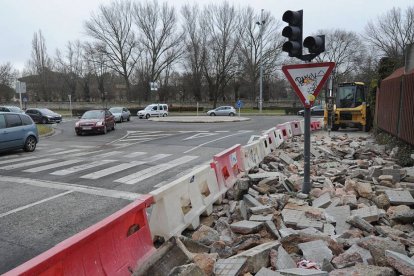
115;155;198;185
124;152;147;158
0;158;56;170
80;154;171;180
51;160;117;176
23;159;84;173
48;149;82;155
0;191;74;218
94;151;123;158
0;155;38;165
0;175;142;201
183;131;251;154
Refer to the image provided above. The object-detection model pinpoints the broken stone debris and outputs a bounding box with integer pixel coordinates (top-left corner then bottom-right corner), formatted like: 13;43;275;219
135;132;414;276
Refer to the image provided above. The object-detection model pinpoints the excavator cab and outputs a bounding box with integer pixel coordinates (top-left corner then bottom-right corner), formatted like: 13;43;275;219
324;82;371;131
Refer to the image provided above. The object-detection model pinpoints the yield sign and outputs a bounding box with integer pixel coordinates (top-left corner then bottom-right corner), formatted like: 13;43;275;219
282;62;335;107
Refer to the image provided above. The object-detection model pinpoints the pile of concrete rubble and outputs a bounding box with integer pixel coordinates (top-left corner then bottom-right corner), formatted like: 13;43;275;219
136;132;414;276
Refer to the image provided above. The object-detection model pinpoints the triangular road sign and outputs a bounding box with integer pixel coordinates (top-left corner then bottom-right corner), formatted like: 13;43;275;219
282;62;335;107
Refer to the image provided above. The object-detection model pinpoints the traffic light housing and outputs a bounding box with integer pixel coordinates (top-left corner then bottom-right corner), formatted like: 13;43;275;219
303;35;325;55
282;10;303;58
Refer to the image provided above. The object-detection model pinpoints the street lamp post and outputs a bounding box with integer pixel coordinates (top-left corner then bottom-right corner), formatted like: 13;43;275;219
256;9;265;113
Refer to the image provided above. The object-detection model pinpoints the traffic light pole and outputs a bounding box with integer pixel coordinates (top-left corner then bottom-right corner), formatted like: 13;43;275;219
303;107;311;194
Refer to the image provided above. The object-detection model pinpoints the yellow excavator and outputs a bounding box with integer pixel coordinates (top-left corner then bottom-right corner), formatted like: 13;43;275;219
324;82;371;131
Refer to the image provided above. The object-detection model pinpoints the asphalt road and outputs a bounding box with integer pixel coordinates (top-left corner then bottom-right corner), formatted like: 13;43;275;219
0;114;299;273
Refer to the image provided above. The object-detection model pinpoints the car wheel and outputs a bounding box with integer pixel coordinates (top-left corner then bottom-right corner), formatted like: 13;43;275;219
76;131;82;136
127;116;130;121
229;112;235;116
41;117;48;124
112;122;116;131
145;114;150;119
210;113;216;116
23;136;37;152
103;125;107;134
162;113;167;117
331;124;339;131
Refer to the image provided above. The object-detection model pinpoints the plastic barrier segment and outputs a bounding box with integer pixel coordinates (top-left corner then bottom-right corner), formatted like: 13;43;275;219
276;124;290;140
241;139;264;171
211;144;244;190
5;195;155;276
310;121;317;131
299;120;304;134
290;121;302;136
274;129;284;148
149;165;221;240
281;122;293;137
263;127;277;150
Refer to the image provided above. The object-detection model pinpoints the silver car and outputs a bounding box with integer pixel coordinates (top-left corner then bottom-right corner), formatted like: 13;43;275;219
206;106;236;116
108;107;131;122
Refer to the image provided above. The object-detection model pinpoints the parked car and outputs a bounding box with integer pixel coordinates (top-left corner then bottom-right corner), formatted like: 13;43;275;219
75;109;115;135
206;106;236;116
0;112;39;152
137;104;168;119
297;105;324;116
109;106;131;122
25;108;62;124
0;106;24;113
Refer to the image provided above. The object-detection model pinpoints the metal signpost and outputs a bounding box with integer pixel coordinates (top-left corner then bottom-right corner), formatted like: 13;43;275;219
282;62;335;193
15;82;26;110
236;99;243;116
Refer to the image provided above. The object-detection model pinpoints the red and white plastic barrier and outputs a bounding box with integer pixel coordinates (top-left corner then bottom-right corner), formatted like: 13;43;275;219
5;195;155;276
211;144;244;190
149;165;221;240
276;122;293;140
290;121;302;136
263;127;278;151
242;139;264;171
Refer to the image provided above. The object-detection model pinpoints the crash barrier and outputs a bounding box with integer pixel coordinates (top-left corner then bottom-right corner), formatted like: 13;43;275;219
310;121;317;131
263;127;278;150
274;129;284;148
5;195;155;276
312;120;322;130
211;144;245;190
242;139;265;172
276;123;293;140
300;120;305;133
259;134;272;158
149;165;222;240
290;121;302;136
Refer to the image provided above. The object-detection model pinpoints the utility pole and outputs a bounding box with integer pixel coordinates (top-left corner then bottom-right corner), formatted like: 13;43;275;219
257;9;265;113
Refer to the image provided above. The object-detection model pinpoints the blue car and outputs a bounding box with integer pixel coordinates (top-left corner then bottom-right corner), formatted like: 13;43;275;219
0;112;39;152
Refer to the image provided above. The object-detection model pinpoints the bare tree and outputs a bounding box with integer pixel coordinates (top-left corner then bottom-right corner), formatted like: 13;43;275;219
314;29;366;82
0;63;18;101
202;2;240;107
238;7;283;102
55;40;84;101
29;30;53;101
85;0;139;100
133;0;184;101
181;4;205;102
364;6;414;64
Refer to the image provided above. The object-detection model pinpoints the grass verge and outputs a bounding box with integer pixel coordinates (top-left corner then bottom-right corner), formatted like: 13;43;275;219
37;124;54;136
374;128;414;167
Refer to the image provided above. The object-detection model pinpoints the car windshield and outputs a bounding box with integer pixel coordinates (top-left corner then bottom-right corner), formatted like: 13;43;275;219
145;106;154;110
109;107;122;113
337;86;356;108
81;110;104;119
8;107;21;112
39;108;55;115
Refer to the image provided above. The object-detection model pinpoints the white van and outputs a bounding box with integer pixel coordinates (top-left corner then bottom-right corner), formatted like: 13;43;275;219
137;104;168;119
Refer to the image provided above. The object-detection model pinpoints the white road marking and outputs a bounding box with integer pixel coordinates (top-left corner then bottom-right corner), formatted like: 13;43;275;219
115;155;198;185
183;131;252;154
0;175;142;201
0;158;56;170
215;130;230;133
94;151;123;158
23;159;83;173
0;155;38;165
153;163;207;188
80;154;171;180
124;152;147;158
183;132;218;141
0;191;74;218
69;150;105;157
43;148;65;153
48;149;82;155
51;160;117;176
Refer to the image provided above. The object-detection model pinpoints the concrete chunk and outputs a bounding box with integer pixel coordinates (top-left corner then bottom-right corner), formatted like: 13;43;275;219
281;208;304;226
385;190;414;205
265;220;281;239
278;268;328;276
256;267;283;276
249;214;273;222
250;205;273;215
230;220;263;234
324;205;351;234
312;192;332;208
351;205;380;222
279;152;294;164
298;240;333;265
230;241;280;274
386;250;414;275
248;172;282;181
214;258;247;276
345;244;373;265
276;246;296;270
296;217;324;231
243;194;263;207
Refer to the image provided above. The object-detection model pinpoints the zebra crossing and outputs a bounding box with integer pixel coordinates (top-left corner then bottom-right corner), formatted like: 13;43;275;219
0;148;200;186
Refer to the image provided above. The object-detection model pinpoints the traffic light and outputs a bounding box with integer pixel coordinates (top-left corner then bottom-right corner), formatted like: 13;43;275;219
303;35;325;55
282;10;303;58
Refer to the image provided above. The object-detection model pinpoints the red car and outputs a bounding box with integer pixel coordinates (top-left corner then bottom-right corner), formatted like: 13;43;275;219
75;110;115;135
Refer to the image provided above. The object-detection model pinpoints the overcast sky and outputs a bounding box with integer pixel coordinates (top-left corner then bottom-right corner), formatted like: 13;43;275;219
1;0;412;72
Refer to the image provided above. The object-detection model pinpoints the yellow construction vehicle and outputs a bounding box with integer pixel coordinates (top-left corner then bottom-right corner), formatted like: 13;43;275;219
324;82;371;131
